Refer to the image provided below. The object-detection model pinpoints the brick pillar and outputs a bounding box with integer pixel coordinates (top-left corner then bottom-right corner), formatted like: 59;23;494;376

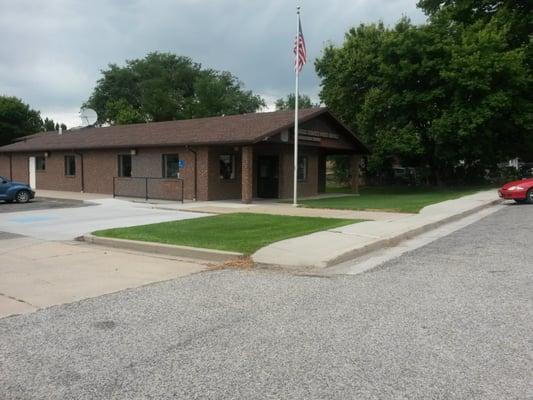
242;146;253;203
350;155;361;194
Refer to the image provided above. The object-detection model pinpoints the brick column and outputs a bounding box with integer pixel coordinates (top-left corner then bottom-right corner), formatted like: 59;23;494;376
350;155;361;194
241;146;253;203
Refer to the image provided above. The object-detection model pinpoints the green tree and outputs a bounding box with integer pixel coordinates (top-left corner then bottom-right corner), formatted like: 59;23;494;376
316;8;532;183
85;52;264;125
43;117;56;131
275;93;318;110
0;96;43;145
187;70;265;118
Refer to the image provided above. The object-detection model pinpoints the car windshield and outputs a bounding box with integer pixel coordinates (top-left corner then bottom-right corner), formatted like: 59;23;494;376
0;176;8;182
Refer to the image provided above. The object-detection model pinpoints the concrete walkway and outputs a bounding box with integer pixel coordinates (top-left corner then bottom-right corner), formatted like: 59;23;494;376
253;190;501;269
35;190;407;221
174;201;407;221
36;189;111;201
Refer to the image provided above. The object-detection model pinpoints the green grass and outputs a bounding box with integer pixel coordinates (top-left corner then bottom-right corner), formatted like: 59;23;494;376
300;186;490;213
93;213;360;255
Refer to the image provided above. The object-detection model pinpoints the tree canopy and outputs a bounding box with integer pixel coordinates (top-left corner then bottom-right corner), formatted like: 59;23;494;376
275;94;318;110
316;1;532;182
0;96;43;146
84;52;265;125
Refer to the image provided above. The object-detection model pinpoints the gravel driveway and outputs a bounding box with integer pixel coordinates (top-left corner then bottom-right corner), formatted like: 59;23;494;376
0;204;531;399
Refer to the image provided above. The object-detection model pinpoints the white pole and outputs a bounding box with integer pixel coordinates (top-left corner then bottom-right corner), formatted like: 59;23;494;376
293;6;300;207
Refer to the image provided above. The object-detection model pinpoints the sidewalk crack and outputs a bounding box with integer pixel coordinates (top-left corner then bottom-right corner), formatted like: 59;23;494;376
0;292;37;309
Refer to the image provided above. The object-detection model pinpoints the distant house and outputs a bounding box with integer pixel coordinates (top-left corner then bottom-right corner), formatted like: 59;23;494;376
0;108;367;203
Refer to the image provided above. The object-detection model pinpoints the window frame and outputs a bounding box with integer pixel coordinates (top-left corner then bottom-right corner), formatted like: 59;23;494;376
35;156;46;171
219;154;236;181
117;154;132;178
64;155;76;177
162;153;180;178
297;155;308;182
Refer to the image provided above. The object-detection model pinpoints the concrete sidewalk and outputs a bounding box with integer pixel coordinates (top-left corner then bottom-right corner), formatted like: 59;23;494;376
143;199;407;221
253;190;501;269
0;235;208;318
35;190;407;221
36;189;111;201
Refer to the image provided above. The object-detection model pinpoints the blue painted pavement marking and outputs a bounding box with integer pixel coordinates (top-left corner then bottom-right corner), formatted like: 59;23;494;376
9;215;58;224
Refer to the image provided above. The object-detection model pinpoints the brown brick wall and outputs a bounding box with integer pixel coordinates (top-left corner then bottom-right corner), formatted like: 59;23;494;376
207;146;242;200
196;146;209;201
241;146;253;203
127;147;196;200
35;152;83;192
11;154;29;184
83;150;120;194
2;142;325;201
278;146;319;199
0;154;10;179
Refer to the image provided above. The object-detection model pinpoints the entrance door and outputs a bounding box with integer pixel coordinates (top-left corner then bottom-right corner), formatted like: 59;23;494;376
257;156;279;198
28;157;36;189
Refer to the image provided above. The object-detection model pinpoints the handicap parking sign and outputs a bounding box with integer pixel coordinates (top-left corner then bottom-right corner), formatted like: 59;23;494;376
178;160;185;169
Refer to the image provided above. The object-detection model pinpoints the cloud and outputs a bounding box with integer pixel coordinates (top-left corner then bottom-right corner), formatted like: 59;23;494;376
0;0;425;127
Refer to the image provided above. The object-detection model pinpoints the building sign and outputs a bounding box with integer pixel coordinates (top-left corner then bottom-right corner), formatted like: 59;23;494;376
299;129;340;142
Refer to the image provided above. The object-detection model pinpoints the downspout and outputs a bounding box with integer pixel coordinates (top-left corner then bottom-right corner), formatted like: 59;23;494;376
9;153;13;180
74;151;85;192
186;146;197;201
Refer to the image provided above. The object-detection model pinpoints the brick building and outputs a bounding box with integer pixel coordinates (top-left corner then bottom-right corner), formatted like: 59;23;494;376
0;108;367;203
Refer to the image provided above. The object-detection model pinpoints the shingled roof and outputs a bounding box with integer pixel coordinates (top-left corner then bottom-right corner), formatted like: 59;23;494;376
0;107;366;153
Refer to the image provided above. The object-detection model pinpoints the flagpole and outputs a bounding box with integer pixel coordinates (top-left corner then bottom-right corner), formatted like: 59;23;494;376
293;6;300;207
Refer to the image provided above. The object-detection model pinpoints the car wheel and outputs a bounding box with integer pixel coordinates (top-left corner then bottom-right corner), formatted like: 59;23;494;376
526;189;533;204
15;190;31;203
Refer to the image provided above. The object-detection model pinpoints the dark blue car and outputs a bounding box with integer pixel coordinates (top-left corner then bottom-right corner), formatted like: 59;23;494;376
0;176;35;203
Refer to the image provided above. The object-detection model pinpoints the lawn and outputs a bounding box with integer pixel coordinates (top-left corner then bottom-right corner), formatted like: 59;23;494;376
300;186;490;213
93;213;359;255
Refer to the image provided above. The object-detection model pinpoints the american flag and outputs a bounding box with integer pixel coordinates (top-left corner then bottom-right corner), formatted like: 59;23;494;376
294;18;307;73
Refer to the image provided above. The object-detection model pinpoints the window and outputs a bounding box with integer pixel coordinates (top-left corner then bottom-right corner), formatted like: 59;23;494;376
297;156;308;181
118;155;132;177
36;156;46;171
64;155;76;176
162;154;180;178
219;154;235;180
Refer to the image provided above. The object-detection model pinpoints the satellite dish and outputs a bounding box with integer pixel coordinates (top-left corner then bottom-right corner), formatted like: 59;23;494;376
80;108;98;127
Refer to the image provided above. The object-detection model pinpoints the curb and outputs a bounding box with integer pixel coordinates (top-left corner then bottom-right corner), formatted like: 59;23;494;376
324;198;502;267
35;196;86;205
82;234;244;262
254;198;502;270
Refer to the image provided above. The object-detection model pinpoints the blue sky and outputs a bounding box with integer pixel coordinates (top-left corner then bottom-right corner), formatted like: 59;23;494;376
0;0;426;127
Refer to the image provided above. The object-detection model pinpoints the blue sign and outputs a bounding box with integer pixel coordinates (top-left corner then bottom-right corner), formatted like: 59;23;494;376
178;160;185;169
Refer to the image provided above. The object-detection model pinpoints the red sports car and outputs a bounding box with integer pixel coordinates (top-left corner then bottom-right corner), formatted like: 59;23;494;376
499;178;533;204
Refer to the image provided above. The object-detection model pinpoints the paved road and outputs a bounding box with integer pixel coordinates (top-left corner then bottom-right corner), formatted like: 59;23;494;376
0;204;531;399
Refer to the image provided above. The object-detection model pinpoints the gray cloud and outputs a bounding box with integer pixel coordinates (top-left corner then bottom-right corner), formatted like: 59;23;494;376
0;0;425;126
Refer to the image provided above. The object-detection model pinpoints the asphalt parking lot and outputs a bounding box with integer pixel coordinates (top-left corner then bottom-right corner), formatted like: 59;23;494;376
0;204;530;399
0;198;88;213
